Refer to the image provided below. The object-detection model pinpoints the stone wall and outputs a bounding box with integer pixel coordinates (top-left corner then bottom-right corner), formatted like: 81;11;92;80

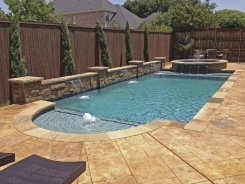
9;73;98;104
9;61;161;104
138;61;162;77
106;66;138;86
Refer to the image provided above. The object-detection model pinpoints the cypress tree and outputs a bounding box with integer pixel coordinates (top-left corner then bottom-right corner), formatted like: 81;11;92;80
10;16;27;77
61;19;76;75
95;22;112;67
125;22;133;64
144;27;149;62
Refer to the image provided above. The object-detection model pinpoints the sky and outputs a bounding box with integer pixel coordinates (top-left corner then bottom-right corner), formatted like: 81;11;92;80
0;0;244;12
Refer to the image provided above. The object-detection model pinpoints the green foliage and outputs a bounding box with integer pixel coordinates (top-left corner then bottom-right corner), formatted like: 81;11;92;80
96;22;112;68
175;33;194;58
123;0;172;18
125;0;218;31
125;22;133;64
61;19;76;75
216;10;245;28
162;1;218;31
5;0;60;22
10;16;27;77
0;8;8;19
144;27;149;62
138;14;172;32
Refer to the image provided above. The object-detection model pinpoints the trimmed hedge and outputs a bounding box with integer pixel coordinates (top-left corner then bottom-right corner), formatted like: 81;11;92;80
10;17;27;77
96;22;112;67
61;19;76;75
125;22;133;64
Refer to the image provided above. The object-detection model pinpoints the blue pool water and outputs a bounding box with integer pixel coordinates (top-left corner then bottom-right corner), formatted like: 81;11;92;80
34;72;231;134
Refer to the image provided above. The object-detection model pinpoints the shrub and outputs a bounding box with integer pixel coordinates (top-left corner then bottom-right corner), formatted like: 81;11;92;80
216;10;245;28
61;19;76;75
175;33;193;58
10;16;27;77
125;22;133;64
144;27;149;62
96;22;112;67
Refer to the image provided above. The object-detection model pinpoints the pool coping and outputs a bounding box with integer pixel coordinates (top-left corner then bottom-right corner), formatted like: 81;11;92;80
14;100;176;142
13;70;242;142
184;69;242;131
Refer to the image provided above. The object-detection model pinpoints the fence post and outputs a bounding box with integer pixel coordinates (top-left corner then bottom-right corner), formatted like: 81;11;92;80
214;28;217;49
170;32;175;60
238;29;242;63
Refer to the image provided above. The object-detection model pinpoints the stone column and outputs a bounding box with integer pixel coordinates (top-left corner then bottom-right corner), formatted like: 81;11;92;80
128;60;144;77
154;57;166;70
87;67;109;88
9;76;44;104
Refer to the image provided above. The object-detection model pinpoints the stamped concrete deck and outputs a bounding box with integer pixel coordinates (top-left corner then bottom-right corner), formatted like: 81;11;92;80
0;63;245;184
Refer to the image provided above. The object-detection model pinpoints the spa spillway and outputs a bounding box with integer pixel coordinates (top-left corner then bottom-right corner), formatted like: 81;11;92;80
171;59;228;73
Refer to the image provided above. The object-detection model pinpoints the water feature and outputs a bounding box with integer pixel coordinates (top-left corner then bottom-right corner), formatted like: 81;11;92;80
172;59;228;73
70;79;81;88
128;80;138;84
122;69;129;80
79;95;90;100
83;113;96;122
194;49;202;61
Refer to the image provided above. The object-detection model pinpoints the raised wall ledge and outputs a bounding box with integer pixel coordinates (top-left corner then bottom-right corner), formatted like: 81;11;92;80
143;61;161;65
108;65;137;73
154;57;166;60
88;66;109;72
9;76;44;84
128;60;144;65
42;72;97;85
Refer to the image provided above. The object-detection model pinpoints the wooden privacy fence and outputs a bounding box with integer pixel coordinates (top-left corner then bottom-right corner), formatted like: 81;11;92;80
173;29;245;62
0;21;171;104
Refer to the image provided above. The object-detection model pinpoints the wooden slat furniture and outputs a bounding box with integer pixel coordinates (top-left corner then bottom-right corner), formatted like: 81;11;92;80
0;154;86;184
0;152;15;167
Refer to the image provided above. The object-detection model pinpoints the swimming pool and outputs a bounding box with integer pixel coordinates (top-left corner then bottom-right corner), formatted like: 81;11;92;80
34;72;231;134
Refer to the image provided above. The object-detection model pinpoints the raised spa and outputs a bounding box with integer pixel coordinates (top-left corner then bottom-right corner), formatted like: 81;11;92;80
171;59;228;73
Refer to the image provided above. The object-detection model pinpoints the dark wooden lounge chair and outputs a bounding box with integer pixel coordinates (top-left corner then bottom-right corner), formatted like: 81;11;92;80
0;152;15;167
0;154;86;184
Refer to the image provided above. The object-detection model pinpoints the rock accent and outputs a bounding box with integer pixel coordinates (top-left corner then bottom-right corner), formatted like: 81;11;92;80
9;60;162;104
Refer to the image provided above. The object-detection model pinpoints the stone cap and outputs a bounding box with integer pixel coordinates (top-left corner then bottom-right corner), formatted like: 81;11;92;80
88;66;109;73
143;61;161;65
108;65;137;73
42;72;97;85
9;76;44;84
128;60;144;65
154;57;166;60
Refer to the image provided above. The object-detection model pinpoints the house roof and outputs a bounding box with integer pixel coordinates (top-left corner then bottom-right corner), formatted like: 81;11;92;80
53;0;158;29
53;0;117;14
110;5;142;29
143;13;159;23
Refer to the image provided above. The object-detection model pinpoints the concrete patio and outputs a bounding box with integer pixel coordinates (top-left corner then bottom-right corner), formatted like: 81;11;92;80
0;63;245;184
